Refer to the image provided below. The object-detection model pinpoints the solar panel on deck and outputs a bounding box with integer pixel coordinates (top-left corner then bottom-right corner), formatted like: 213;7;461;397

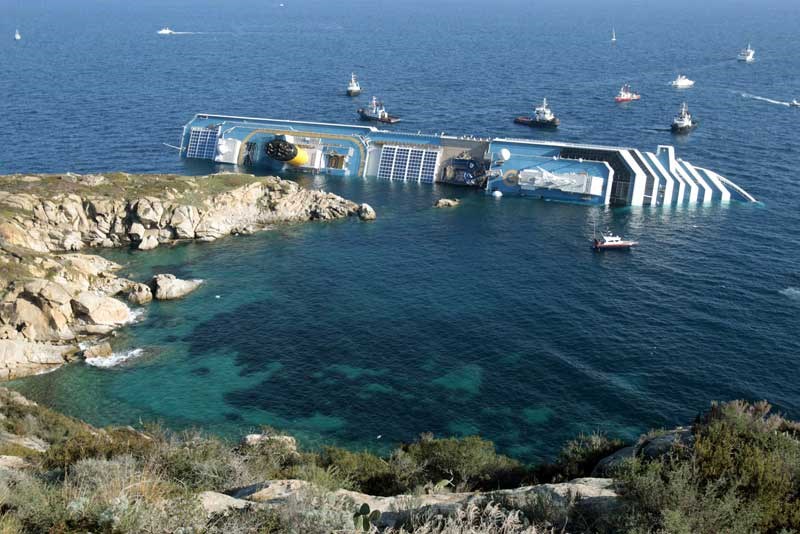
186;127;219;160
378;145;440;182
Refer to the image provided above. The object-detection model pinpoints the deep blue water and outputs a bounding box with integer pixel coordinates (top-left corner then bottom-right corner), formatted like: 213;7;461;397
3;0;800;462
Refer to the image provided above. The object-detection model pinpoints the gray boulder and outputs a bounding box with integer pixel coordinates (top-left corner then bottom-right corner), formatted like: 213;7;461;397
435;198;460;208
358;203;376;221
150;274;203;300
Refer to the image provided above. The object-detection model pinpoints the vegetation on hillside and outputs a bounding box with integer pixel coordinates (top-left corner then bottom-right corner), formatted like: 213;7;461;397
2;389;799;533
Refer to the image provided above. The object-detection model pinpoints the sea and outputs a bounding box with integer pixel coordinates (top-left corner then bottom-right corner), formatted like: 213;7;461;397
2;0;799;462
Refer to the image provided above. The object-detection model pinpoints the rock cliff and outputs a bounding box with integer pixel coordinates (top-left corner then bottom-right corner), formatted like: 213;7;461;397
0;172;364;379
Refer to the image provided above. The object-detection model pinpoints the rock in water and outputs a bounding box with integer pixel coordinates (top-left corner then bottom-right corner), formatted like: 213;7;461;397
127;283;153;305
435;198;460;208
71;292;131;326
83;342;112;359
150;274;203;300
138;233;159;251
358;203;377;221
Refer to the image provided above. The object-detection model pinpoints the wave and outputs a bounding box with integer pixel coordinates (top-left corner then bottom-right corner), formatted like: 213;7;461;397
85;348;144;368
740;92;790;107
780;287;800;302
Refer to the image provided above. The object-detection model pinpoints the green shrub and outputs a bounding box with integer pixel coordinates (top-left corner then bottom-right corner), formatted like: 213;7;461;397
150;430;243;492
553;431;625;481
318;447;398;495
616;400;800;534
403;435;527;492
41;427;155;470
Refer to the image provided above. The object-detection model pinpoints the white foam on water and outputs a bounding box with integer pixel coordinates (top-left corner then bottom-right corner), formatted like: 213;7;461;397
86;348;144;368
125;308;147;325
780;287;800;302
740;92;790;107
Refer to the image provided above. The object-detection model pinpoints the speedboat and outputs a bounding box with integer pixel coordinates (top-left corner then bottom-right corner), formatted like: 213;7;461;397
611;28;616;43
670;75;695;89
157;27;175;35
593;231;638;251
14;29;21;41
615;84;641;103
671;102;698;134
737;43;755;62
357;96;400;124
514;97;560;128
346;73;361;97
790;99;800;107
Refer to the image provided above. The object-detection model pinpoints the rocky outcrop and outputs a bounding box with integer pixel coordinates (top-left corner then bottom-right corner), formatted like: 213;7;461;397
0;339;76;380
198;491;253;517
150;274;203;300
1;173;361;253
0;173;366;380
231;477;618;529
434;198;460;208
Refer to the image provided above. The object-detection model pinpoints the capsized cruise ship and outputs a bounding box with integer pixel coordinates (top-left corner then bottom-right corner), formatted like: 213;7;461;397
180;114;756;206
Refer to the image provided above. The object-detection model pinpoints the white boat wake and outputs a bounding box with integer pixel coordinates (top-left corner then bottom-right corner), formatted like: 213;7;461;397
86;348;145;368
740;92;790;107
780;287;800;302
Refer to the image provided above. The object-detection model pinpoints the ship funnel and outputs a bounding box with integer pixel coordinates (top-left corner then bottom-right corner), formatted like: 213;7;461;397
265;137;309;167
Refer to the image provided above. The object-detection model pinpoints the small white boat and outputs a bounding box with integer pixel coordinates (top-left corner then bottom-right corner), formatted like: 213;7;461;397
593;226;638;250
157;27;175;35
671;102;698;134
611;28;616;43
670;74;695;88
790;99;800;107
737;43;755;62
14;29;21;41
346;73;361;97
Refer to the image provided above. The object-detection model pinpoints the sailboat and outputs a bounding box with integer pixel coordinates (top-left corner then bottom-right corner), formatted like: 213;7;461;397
14;29;21;41
611;28;616;43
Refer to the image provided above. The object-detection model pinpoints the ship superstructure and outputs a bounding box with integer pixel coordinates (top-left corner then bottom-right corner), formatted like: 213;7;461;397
180;114;756;207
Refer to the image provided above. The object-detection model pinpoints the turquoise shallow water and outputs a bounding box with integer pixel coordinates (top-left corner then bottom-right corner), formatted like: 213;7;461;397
4;0;800;461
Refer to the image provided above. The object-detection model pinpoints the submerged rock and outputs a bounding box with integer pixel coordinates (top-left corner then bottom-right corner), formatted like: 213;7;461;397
150;274;203;300
435;198;460;208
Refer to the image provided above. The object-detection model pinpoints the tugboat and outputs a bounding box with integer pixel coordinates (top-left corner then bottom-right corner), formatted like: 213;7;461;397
737;43;755;62
157;27;175;35
670;74;695;89
592;228;638;251
514;98;560;129
671;102;698;134
615;84;641;103
357;96;400;124
346;73;361;97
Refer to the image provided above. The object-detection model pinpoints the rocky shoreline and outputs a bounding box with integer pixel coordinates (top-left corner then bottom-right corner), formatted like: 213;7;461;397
0;172;373;379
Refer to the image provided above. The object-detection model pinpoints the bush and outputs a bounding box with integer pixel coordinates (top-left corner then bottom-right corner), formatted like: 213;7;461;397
553;431;625;481
616;400;800;534
318;447;398;495
403;435;528;492
150;430;244;492
41;427;155;470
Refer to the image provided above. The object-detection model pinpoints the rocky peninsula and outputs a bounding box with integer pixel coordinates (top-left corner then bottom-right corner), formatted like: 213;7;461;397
0;172;373;379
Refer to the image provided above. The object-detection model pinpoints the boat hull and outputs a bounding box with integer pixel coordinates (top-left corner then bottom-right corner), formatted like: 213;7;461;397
593;240;638;250
346;89;361;97
671;121;698;134
357;110;400;124
615;96;641;103
514;116;560;128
